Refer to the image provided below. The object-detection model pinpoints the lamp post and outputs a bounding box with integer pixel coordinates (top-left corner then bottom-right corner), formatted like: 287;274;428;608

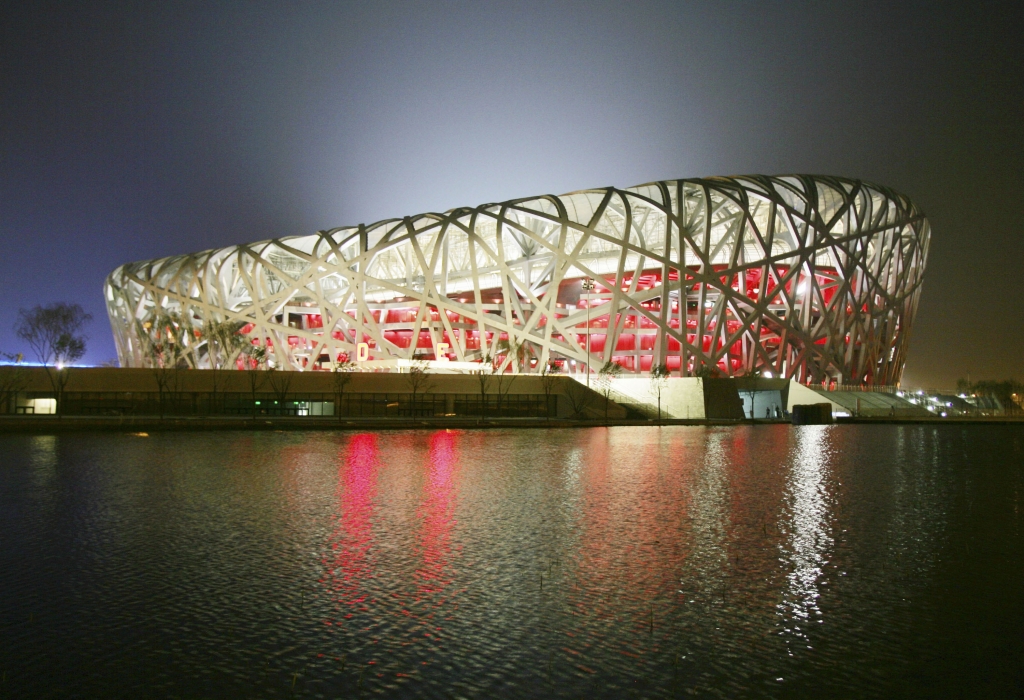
581;277;595;387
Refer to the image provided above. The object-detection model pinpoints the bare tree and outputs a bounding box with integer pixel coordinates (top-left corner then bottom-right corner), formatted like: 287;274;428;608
564;380;592;419
405;362;434;417
204;319;246;369
509;338;534;373
138;313;190;418
598;361;623;421
492;368;518;416
487;339;520;415
332;359;355;421
203;319;246;414
488;343;519;416
472;355;493;419
244;345;269;419
0;352;28;415
266;366;294;415
650;363;671;421
539;363;560;420
694;363;717;379
15;303;92;418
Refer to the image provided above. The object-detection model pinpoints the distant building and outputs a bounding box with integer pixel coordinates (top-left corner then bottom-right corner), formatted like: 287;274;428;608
105;175;929;385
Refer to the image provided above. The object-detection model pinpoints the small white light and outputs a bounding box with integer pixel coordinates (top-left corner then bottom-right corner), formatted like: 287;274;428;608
704;301;713;308
763;371;773;378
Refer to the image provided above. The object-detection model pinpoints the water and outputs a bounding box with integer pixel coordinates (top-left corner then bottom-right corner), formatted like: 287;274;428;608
1;425;1022;698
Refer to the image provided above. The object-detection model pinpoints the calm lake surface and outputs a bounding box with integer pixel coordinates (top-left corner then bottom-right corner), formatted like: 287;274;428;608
1;425;1022;698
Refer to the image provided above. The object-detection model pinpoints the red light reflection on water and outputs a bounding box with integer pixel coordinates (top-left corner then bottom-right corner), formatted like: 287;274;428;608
415;430;461;598
322;433;379;620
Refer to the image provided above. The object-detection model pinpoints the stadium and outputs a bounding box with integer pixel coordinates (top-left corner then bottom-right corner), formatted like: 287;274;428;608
105;175;929;386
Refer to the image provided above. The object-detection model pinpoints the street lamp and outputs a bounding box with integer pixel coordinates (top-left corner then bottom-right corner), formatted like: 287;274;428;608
581;277;595;387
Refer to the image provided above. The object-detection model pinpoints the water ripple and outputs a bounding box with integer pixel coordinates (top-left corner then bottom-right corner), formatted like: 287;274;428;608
0;425;1021;697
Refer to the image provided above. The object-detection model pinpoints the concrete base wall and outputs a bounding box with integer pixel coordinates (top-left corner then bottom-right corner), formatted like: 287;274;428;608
0;366;626;419
610;378;706;419
787;381;846;415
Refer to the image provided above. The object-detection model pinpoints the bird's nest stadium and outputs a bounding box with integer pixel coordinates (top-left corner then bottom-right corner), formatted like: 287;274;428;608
105;175;929;386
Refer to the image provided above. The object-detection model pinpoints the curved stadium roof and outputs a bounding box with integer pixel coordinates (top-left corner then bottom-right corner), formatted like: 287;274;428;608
105;175;930;385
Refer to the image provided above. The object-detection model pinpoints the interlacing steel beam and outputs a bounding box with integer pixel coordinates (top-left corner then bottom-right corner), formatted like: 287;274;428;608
105;175;929;385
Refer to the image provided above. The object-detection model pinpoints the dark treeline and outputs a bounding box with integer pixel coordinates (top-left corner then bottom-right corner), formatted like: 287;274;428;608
956;378;1023;414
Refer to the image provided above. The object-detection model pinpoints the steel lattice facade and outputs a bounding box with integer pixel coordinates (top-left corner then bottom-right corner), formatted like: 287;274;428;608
105;175;929;385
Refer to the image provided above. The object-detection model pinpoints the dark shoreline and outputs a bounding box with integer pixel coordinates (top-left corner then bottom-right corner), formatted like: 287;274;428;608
0;416;759;433
2;414;1022;434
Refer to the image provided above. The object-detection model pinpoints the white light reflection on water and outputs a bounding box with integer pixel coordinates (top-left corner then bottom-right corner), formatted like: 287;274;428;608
562;446;585;511
29;434;58;479
779;426;836;654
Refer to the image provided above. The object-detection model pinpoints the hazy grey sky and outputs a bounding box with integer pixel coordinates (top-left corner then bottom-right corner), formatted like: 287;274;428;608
2;1;1021;386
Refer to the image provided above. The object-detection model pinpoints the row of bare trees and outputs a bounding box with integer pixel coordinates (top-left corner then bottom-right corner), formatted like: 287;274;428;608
2;302;677;421
468;336;555;418
135;314;254;418
591;361;671;420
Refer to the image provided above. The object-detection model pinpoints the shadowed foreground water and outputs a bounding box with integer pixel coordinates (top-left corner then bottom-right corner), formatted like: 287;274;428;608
1;425;1022;698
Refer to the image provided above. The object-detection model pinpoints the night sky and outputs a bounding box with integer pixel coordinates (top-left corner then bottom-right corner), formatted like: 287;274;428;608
2;1;1021;387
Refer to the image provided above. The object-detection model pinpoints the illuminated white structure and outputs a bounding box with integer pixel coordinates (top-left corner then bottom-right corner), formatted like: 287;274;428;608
105;175;929;384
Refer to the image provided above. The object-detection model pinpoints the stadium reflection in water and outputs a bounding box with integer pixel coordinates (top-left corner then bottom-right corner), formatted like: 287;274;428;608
1;425;1021;698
